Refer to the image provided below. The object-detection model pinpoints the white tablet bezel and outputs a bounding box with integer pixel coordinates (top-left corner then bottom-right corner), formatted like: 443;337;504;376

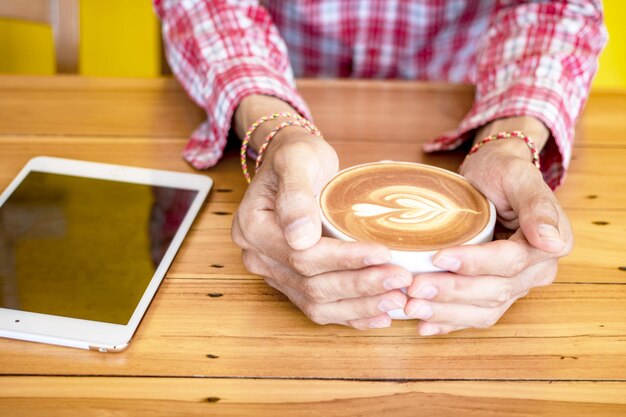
0;156;212;352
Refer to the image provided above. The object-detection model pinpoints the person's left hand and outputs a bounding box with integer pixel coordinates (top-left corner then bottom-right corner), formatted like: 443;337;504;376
404;139;573;335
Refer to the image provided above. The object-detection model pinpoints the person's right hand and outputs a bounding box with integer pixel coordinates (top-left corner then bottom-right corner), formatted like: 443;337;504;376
231;128;412;329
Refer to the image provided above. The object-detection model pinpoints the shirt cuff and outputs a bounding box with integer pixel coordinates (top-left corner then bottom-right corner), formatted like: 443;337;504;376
183;60;312;170
423;78;573;190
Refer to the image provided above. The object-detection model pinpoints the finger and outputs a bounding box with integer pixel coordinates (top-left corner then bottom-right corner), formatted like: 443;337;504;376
503;165;567;254
404;297;517;328
431;230;547;277
347;313;393;330
417;322;465;336
233;174;288;254
273;142;324;250
241;249;275;278
408;272;529;308
257;251;412;302
231;213;252;250
265;272;395;330
287;237;393;277
237;198;391;276
265;277;407;324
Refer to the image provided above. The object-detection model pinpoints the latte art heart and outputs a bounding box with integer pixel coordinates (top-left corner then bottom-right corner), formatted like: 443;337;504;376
320;163;490;251
352;186;479;230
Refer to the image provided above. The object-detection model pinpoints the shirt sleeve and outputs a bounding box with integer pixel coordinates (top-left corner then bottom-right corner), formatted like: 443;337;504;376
423;0;608;189
154;0;311;169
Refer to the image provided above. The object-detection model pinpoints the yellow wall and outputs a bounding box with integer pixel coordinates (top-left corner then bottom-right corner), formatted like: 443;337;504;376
593;0;626;89
0;0;161;77
0;0;624;88
0;19;55;74
79;0;161;77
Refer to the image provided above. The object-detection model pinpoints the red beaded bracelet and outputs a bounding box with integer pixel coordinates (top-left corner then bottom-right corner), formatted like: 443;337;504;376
467;130;541;170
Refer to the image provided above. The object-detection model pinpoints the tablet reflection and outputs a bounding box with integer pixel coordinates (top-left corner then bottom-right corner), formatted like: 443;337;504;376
149;187;197;268
0;171;197;324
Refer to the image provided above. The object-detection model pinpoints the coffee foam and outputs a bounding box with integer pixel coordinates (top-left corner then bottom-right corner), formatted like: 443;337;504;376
320;163;490;251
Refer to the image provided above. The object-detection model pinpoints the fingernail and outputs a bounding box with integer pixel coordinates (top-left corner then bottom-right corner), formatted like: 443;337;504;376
433;255;461;272
407;303;433;320
410;284;438;300
370;319;390;329
383;273;411;290
364;252;391;266
379;299;403;312
420;325;440;336
538;224;562;241
286;218;317;248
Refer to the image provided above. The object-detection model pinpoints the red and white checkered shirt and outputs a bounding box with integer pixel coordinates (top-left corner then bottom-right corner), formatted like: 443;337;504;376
155;0;607;189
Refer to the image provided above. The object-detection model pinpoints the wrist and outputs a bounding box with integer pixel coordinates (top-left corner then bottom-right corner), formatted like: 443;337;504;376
235;95;334;182
262;126;317;160
475;116;550;152
464;117;548;175
460;137;534;177
234;95;304;152
264;128;332;166
476;138;535;162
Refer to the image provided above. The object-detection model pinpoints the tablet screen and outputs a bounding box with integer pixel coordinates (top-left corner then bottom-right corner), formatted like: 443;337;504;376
0;171;198;325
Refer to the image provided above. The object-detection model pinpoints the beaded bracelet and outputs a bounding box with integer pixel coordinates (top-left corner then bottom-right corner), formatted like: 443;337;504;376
240;112;321;183
240;112;298;183
467;130;540;170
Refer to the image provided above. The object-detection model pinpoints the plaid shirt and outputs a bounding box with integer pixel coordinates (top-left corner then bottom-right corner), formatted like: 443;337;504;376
155;0;606;189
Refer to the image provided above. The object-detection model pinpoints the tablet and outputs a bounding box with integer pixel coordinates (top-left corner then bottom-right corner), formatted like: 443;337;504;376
0;157;212;352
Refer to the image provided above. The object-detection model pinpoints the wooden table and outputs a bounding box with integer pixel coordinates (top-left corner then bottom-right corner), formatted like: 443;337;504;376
0;76;625;416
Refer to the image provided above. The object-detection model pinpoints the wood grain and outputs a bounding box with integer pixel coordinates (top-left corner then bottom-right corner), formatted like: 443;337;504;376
0;137;625;284
1;378;625;417
0;77;204;138
1;136;626;209
300;80;626;149
0;279;624;379
2;142;626;283
164;224;626;284
0;76;625;415
1;77;623;148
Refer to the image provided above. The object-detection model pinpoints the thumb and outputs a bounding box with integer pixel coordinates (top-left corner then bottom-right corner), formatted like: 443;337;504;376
507;171;566;254
274;160;323;251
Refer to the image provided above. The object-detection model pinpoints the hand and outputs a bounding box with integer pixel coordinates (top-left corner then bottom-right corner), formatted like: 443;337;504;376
231;128;412;329
404;139;573;335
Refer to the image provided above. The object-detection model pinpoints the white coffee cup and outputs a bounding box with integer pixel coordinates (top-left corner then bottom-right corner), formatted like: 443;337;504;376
318;161;496;320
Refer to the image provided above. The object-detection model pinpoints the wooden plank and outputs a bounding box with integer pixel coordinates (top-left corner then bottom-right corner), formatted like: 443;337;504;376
169;215;626;284
1;136;626;208
0;78;204;138
1;137;625;283
168;203;626;285
1;78;625;405
0;136;246;203
0;280;624;379
0;76;186;90
0;378;625;417
332;143;626;210
299;80;626;149
300;80;475;145
561;209;626;283
0;77;624;149
576;91;626;146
